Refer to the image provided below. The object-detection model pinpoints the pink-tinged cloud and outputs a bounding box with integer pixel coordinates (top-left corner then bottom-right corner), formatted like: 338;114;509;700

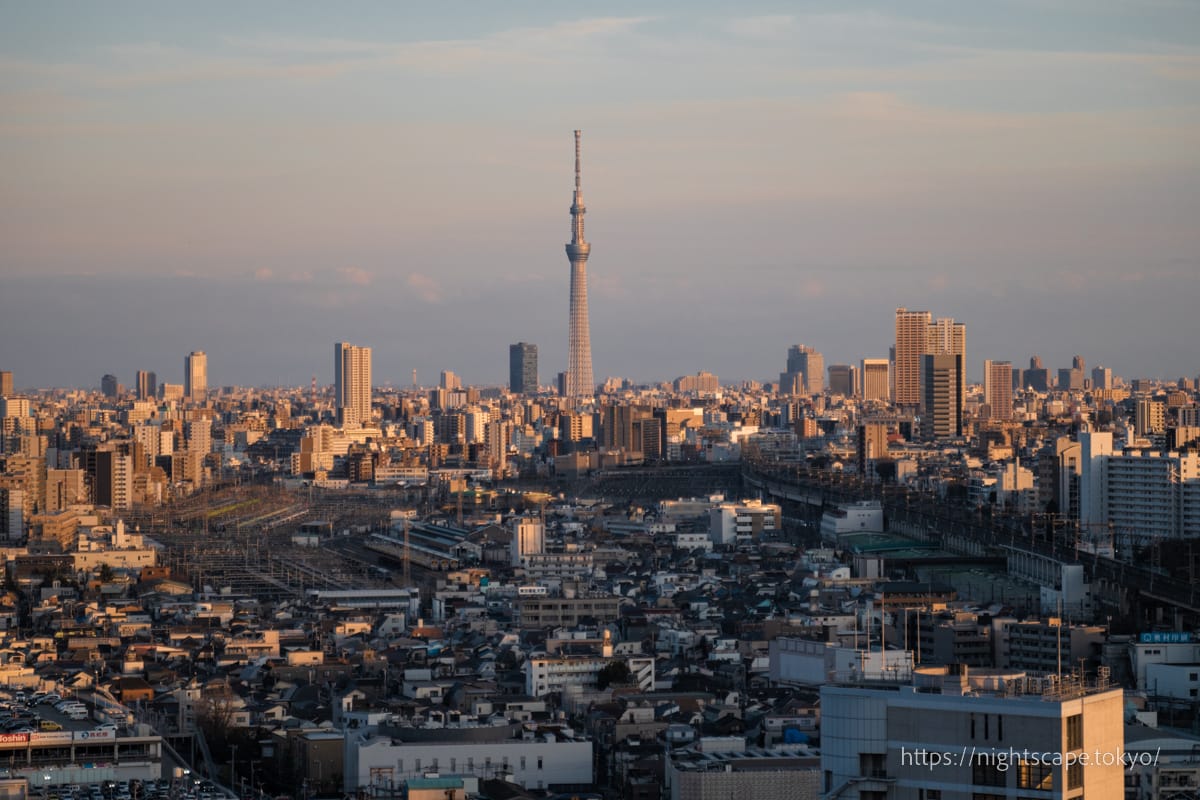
253;268;273;281
407;272;442;303
338;266;373;286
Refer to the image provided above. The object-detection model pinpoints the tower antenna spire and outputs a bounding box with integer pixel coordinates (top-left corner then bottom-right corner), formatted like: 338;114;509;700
565;130;593;401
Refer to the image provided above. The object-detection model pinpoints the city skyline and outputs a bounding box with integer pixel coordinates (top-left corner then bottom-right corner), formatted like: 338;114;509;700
2;3;1199;387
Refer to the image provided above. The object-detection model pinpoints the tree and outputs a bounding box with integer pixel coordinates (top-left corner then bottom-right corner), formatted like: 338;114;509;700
596;661;631;690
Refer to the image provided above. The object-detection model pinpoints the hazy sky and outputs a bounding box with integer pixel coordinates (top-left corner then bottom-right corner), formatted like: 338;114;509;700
2;1;1198;390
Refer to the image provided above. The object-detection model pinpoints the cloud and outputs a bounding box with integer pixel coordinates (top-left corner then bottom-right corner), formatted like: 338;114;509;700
407;273;442;304
338;267;373;286
253;268;273;281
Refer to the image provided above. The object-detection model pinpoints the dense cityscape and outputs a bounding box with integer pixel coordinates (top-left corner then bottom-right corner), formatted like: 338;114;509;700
3;5;1199;800
1;131;1199;800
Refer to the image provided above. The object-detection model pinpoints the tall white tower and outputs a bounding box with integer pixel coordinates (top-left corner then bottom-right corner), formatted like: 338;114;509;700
565;130;594;401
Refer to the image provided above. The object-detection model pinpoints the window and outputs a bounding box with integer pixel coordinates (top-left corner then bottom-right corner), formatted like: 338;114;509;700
1190;673;1198;681
997;715;1004;741
970;713;976;738
1018;760;1053;791
1068;762;1084;790
449;758;456;772
1066;714;1083;750
973;762;1006;787
414;758;421;772
467;757;474;771
520;757;526;770
537;757;544;770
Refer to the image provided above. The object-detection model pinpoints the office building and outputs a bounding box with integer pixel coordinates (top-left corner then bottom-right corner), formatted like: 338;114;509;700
894;308;932;406
921;353;963;439
0;371;11;398
335;342;372;427
184;351;207;403
926;316;966;415
1059;367;1085;391
136;370;157;401
822;665;1124;800
860;359;890;403
1025;355;1050;392
828;364;856;397
673;371;719;394
509;342;538;395
1091;365;1113;390
440;370;461;391
101;374;119;398
857;422;891;477
1135;398;1166;436
983;359;1014;420
564;130;594;400
782;345;825;395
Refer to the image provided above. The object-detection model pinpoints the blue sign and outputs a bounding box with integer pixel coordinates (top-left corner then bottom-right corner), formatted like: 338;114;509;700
1139;632;1193;644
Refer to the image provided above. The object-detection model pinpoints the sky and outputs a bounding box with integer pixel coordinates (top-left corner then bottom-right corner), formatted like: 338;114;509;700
1;1;1198;390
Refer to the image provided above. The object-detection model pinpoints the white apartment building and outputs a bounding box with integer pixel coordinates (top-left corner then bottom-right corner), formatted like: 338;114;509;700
524;649;655;697
708;499;781;546
344;731;593;793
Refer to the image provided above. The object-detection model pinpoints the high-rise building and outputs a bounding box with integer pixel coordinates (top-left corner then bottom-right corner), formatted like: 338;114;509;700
0;371;12;398
184;351;207;404
335;342;372;428
136;370;157;401
1091;365;1113;390
1135;398;1166;436
440;370;461;391
101;374;119;398
926;316;966;417
1025;355;1050;391
894;308;932;406
509;343;538;395
827;364;855;397
922;353;963;439
983;359;1014;420
781;345;824;395
564;130;594;400
860;359;890;402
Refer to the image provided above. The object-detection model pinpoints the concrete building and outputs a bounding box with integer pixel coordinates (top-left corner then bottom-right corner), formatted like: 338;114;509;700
1135;398;1166;436
184;351;207;403
983;359;1013;420
895;308;933;406
708;500;781;546
828;364;856;397
820;501;884;541
921;353;963;439
345;729;593;794
335;342;372;428
510;514;545;567
782;345;825;395
861;359;890;403
136;370;156;401
525;651;654;696
666;743;821;800
509;342;538;395
822;665;1124;800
